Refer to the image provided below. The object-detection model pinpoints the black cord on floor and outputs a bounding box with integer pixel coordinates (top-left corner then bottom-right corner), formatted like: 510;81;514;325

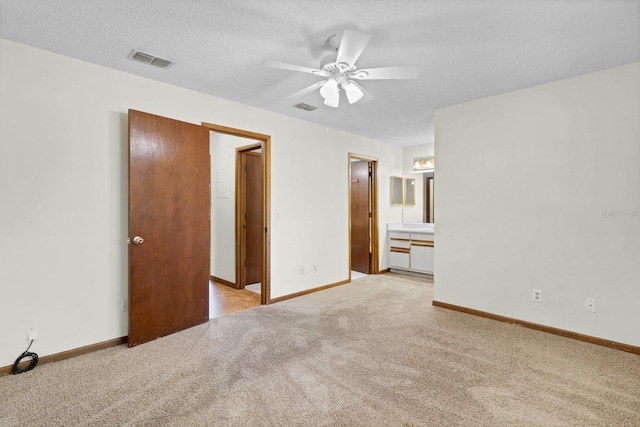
12;340;39;374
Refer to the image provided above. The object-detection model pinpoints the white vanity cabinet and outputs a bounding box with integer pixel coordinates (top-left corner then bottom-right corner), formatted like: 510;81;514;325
387;225;434;275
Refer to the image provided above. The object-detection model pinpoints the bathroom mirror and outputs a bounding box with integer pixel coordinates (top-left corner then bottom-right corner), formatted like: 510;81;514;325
400;172;434;224
391;176;404;205
404;178;415;205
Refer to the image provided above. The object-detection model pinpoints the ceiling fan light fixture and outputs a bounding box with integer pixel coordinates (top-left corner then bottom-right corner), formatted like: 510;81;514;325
343;81;364;104
320;79;340;107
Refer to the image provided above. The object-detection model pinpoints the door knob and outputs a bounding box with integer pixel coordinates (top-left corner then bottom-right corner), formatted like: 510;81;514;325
133;236;144;245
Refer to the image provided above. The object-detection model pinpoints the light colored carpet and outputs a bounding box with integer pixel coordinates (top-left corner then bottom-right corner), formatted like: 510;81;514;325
1;273;638;426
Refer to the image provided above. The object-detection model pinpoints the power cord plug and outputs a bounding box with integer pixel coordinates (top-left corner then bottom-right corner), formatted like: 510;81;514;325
12;340;39;374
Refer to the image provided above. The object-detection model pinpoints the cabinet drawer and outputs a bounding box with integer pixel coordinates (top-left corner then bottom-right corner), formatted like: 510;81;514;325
410;234;434;247
389;232;410;249
389;231;411;239
389;238;410;249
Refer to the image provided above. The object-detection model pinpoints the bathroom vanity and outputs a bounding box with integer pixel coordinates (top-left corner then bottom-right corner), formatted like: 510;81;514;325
387;223;434;276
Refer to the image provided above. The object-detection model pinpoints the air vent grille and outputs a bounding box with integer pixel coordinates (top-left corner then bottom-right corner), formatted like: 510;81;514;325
150;57;173;68
293;103;317;111
128;49;174;69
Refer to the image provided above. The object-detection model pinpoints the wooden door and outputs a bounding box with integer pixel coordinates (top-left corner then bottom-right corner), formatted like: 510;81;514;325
128;109;210;347
245;151;263;285
351;160;371;273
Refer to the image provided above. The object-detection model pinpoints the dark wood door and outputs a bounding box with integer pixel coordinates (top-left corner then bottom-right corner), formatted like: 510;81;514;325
351;160;371;274
128;109;210;347
245;151;263;285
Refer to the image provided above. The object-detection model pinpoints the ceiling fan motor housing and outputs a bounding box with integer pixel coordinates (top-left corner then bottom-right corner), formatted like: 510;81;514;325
320;53;368;83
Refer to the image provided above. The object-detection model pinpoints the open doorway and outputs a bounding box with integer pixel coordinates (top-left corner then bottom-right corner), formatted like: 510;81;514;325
349;153;379;280
204;122;271;308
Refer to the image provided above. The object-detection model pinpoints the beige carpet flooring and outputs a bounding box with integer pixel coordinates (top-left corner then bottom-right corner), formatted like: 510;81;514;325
1;273;638;426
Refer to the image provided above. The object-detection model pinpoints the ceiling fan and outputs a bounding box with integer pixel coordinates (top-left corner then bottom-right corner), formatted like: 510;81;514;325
262;29;420;108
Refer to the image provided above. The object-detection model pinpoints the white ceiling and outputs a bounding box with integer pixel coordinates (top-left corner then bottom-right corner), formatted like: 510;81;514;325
1;1;639;146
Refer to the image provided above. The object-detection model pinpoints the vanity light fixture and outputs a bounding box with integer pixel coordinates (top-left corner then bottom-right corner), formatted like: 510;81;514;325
413;157;434;172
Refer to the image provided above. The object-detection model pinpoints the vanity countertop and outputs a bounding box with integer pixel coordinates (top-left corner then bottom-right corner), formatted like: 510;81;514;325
387;223;434;233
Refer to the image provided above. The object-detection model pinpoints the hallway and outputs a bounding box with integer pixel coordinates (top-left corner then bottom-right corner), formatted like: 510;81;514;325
209;280;261;319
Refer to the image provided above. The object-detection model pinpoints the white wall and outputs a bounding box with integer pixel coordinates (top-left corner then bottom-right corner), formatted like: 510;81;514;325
434;62;640;347
0;38;404;367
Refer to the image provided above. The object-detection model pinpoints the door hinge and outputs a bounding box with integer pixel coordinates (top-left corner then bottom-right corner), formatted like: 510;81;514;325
368;212;372;218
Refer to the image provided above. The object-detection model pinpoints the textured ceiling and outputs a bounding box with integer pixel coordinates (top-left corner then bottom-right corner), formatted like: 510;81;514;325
1;0;639;146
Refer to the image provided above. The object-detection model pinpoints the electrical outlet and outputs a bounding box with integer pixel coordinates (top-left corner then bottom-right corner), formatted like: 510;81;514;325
301;265;310;274
26;328;39;341
585;298;597;313
122;298;129;312
532;289;542;302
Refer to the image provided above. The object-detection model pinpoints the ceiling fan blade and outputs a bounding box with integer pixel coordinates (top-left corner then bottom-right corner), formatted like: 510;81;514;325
286;80;327;99
320;79;339;108
349;81;373;103
352;65;420;80
262;60;327;76
336;29;371;67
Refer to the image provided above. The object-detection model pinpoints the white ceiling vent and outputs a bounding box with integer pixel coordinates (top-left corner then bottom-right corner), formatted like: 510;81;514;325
293;103;317;111
128;49;174;69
